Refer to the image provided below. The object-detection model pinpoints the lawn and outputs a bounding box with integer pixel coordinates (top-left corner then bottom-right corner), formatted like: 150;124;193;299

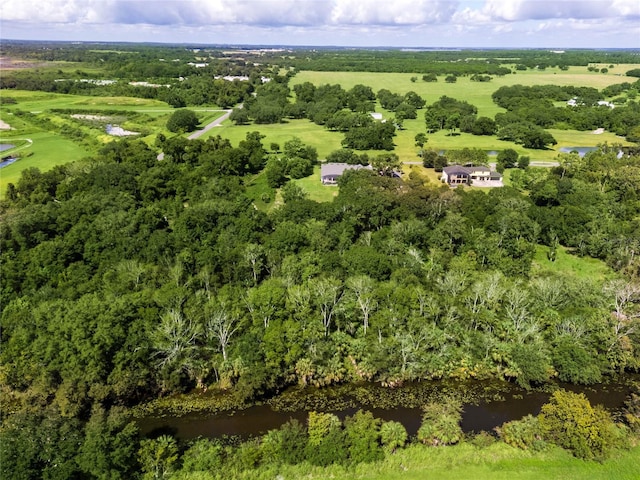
263;443;640;480
0;131;90;197
208;118;346;159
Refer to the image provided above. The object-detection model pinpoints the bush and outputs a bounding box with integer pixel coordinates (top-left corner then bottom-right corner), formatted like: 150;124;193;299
539;389;620;460
497;414;545;451
470;431;497;448
380;420;408;453
417;398;463;446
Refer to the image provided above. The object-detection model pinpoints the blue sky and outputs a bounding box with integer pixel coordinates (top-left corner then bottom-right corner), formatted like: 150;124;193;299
1;1;639;48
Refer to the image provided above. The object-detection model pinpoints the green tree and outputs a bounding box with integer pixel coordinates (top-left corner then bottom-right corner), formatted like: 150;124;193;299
77;406;140;480
497;149;519;169
180;438;225;473
306;411;347;466
138;435;179;480
166;108;199;133
372;153;401;177
230;107;249;125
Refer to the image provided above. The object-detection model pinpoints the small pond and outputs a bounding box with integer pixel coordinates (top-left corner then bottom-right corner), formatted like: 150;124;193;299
106;124;138;137
559;146;624;159
0;143;15;152
138;378;636;441
0;157;18;169
558;146;599;157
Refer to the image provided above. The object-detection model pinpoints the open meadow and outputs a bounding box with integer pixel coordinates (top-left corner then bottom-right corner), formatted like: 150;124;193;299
291;65;640;118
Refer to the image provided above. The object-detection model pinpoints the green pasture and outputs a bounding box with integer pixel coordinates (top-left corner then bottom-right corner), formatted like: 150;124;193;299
532;244;616;281
247;443;640;480
210;118;346;159
0;131;90;197
291;66;638;118
2;90;170;113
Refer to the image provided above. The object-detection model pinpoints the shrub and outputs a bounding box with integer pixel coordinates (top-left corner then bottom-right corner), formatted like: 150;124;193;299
344;410;383;464
380;420;408;453
417;398;463;446
539;389;619;460
497;414;545;451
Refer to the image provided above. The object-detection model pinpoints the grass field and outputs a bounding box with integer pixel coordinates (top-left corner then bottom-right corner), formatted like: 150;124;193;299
0;131;90;196
211;66;634;163
2;90;170;113
291;65;638;118
252;443;640;480
531;244;616;281
209;118;346;159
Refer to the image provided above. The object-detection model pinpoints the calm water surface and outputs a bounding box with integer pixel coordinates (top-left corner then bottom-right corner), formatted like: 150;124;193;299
138;379;635;440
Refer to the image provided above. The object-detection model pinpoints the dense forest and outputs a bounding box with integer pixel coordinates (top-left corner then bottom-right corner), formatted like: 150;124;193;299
2;133;640;477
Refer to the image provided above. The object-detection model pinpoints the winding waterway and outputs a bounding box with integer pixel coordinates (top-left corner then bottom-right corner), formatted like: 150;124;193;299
138;377;637;440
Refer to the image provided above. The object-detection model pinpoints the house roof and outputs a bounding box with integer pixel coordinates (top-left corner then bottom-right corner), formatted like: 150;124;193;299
467;165;491;174
443;165;471;176
321;163;372;177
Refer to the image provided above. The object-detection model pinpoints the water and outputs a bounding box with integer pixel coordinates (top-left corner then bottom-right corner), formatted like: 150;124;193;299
137;379;635;440
558;146;598;157
0;157;18;168
0;143;15;152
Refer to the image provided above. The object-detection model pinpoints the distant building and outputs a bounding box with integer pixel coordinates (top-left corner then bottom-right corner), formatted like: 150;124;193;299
320;163;372;185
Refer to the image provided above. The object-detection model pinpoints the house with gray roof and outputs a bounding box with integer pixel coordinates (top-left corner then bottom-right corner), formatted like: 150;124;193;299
442;165;502;187
320;163;372;185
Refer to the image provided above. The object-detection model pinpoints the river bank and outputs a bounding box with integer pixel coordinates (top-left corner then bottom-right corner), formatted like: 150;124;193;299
136;375;639;440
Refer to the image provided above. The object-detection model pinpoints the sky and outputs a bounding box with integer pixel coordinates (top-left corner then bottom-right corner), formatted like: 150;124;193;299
1;0;639;49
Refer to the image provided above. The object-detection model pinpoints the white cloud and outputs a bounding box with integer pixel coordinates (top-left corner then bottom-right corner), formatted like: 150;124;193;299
0;0;637;47
475;0;637;22
330;0;459;25
1;0;458;27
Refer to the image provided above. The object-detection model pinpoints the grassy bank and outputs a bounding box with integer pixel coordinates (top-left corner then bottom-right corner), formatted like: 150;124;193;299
190;443;640;480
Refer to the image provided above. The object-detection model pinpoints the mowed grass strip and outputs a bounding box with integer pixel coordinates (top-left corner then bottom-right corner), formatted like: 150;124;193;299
260;443;640;480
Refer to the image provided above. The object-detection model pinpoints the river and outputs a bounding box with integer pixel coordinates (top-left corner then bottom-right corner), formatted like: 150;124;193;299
137;377;637;440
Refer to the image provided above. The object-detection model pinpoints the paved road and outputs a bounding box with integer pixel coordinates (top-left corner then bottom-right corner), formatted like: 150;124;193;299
157;108;235;160
187;109;232;140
